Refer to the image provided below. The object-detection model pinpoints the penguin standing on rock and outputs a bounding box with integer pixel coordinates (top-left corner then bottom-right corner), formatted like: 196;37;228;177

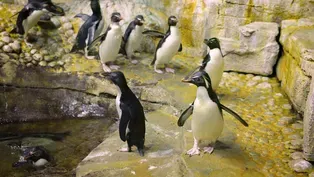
178;71;248;156
120;15;145;64
88;12;123;72
98;71;146;156
70;0;104;59
200;38;224;90
151;16;182;74
10;0;65;47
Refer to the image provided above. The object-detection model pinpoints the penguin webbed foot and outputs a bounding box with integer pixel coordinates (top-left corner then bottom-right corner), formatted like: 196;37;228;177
138;148;144;156
131;59;139;65
186;147;200;156
101;63;112;72
165;67;175;74
109;65;120;70
119;147;131;152
203;146;214;154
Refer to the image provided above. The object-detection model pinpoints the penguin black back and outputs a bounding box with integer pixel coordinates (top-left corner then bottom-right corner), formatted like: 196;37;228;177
105;71;146;156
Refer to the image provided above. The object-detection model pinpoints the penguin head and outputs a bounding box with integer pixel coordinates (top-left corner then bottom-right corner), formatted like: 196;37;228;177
204;37;221;50
135;15;145;26
168;16;178;26
182;70;212;88
100;71;128;89
90;0;101;16
41;0;65;16
111;12;123;23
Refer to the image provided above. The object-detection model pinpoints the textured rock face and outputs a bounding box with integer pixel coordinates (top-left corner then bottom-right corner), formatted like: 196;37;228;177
276;18;314;161
222;22;279;75
276;18;314;114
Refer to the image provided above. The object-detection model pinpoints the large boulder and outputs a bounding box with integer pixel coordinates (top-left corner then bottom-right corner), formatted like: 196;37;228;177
222;22;280;75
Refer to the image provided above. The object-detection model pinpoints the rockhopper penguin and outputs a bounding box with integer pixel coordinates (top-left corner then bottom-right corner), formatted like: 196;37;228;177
11;0;65;46
200;38;224;90
71;0;104;59
88;12;123;72
178;70;248;156
100;71;146;156
120;15;145;64
151;16;182;74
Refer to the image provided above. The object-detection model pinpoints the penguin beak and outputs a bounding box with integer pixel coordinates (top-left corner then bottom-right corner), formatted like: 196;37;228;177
181;77;192;83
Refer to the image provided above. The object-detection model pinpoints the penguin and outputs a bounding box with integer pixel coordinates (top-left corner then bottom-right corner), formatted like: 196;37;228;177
120;15;145;64
178;70;248;156
12;146;51;168
151;16;182;74
99;71;146;156
88;12;123;72
70;0;104;59
200;38;224;90
11;0;65;46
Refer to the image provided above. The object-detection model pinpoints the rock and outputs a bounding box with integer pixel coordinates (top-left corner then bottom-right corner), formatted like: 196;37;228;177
1;36;11;43
0;41;4;48
65;30;74;37
9;41;21;53
282;104;292;110
276;18;313;113
57;60;65;66
26;63;33;67
290;152;304;160
50;17;61;28
33;53;43;61
289;159;312;172
246;80;257;87
41;49;49;55
48;61;57;67
256;82;272;90
310;172;314;177
38;61;47;67
30;49;37;55
44;56;53;62
223;22;280;75
292;123;303;130
2;45;13;53
0;53;10;63
63;22;73;30
278;117;295;126
304;79;314;161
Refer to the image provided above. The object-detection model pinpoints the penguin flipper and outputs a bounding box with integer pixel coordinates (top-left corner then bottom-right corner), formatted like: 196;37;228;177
88;26;111;51
200;53;211;70
220;104;249;127
12;7;33;35
74;13;91;21
119;103;131;142
178;102;194;126
119;37;127;56
142;30;165;38
151;33;168;65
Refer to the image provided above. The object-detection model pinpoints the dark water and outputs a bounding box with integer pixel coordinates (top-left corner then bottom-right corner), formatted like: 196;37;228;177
0;118;115;177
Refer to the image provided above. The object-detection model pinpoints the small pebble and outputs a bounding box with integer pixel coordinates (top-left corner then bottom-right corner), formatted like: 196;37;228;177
38;61;47;66
1;36;11;43
48;61;57;67
291;123;303;130
33;53;43;61
3;45;13;53
289;159;312;172
63;22;73;30
30;49;37;55
282;104;292;110
252;76;262;81
256;82;272;90
290;152;304;160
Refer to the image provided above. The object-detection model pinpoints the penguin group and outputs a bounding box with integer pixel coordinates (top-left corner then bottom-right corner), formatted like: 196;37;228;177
8;0;249;158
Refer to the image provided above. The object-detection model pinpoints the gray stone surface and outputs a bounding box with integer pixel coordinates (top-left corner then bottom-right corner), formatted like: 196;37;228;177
304;79;314;161
222;22;279;75
289;159;313;173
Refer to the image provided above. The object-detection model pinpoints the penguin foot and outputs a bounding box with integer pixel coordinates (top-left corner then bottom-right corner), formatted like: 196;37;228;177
102;64;112;72
119;147;130;152
109;65;120;70
203;146;214;154
131;60;139;64
186;147;200;156
165;67;175;74
154;69;164;74
85;54;95;60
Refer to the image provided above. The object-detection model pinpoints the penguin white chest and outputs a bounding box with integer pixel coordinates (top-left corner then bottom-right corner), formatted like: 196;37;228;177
99;24;122;63
126;25;144;57
192;87;223;145
23;10;45;34
115;86;122;119
156;27;181;65
204;48;224;90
